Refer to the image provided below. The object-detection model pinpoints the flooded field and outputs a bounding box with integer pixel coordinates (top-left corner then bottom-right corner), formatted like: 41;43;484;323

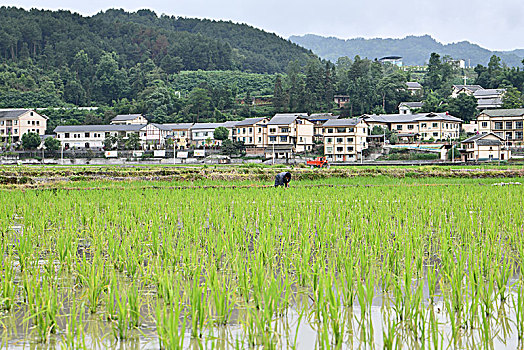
1;176;524;349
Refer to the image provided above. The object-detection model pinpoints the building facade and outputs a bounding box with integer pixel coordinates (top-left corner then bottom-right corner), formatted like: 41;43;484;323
111;114;148;125
460;133;511;161
0;109;48;142
266;114;314;158
363;112;461;141
233;117;269;149
477;108;524;146
323;118;368;162
54;124;144;149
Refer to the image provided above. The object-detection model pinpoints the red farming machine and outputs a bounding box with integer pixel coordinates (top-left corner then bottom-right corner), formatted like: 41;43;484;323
306;157;329;168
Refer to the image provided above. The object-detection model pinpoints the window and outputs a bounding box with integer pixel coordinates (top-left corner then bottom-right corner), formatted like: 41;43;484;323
326;147;333;153
421;123;427;128
347;137;353;142
65;133;70;138
336;147;343;152
432;123;438;128
326;137;333;143
36;121;40;126
280;127;289;133
249;137;253;142
258;128;261;133
258;137;262;142
506;132;512;140
494;122;503;129
433;132;438;137
327;128;334;134
337;128;345;133
481;122;488;128
517;121;523;129
30;112;34;116
14;129;18;134
396;125;403;130
407;125;414;130
506;122;513;129
269;136;277;142
280;136;288;142
349;128;354;132
14;120;17;125
516;131;523;140
85;132;90;138
269;128;276;133
336;138;343;143
242;128;246;134
347;146;354;151
248;128;253;133
85;143;90;148
299;137;303;142
32;121;35;125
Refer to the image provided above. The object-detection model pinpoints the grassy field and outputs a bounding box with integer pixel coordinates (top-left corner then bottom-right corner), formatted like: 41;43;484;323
1;168;524;348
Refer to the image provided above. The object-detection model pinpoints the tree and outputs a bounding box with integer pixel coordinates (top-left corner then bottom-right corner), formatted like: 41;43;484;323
125;133;141;150
21;132;41;149
221;139;245;156
44;137;61;151
502;86;523;109
213;126;229;141
273;74;286;111
104;135;117;150
187;88;212;122
447;94;478;122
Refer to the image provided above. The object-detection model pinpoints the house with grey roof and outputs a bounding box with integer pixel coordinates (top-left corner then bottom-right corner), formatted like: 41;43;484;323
451;85;484;98
110;114;148;125
322;118;369;162
405;82;423;95
190;122;238;147
477;108;524;145
0;109;48;143
304;114;340;141
233;117;269;153
265;114;314;159
398;102;424;115
460;132;510;161
163;123;193;149
53;124;145;149
362;112;462;141
473;89;505;109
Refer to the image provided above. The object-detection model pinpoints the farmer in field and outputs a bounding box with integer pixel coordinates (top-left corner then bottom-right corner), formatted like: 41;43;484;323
274;172;291;188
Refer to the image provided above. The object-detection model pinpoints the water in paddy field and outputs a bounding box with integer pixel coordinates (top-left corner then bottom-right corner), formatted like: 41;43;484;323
1;265;521;349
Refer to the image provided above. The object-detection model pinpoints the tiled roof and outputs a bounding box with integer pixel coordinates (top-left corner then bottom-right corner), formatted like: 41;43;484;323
234;117;267;126
364;112;462;123
462;132;503;143
268;114;304;125
111;114;145;121
54;124;145;133
399;102;424;108
323;118;360;127
0;109;33;119
191;123;227;130
480;108;524;117
162;123;194;130
474;89;505;98
406;82;422;89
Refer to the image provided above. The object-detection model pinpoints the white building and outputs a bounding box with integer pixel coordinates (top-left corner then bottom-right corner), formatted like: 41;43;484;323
110;114;148;125
54;124;145;149
323;118;368;162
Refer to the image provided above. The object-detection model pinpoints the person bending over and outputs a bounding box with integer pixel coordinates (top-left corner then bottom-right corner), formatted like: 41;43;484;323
274;172;291;188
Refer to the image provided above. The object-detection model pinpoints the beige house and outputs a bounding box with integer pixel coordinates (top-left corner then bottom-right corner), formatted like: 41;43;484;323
233;117;269;150
0;109;48;142
323;118;368;162
304;114;340;141
477;108;524;146
140;123;172;149
363;112;461;141
163;123;193;149
265;114;314;158
110;114;148;125
406;82;423;96
460;133;511;162
451;85;483;98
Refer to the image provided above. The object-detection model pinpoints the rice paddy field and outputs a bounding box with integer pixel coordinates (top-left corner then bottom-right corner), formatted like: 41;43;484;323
2;165;524;349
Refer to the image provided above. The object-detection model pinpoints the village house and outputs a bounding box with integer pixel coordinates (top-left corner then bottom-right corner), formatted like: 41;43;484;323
474;89;505;109
163;123;193;149
322;118;368;162
405;82;423;95
110;114;148;125
477;108;524;146
451;85;484;98
362;112;461;142
265;114;314;159
460;132;511;161
398;102;424;115
233;117;269;156
140;123;172;149
190;122;238;147
304;113;340;142
53;124;144;149
0;109;48;142
333;95;350;108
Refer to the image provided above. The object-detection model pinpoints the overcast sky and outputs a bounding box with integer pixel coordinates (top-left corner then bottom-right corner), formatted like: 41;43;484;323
3;0;524;51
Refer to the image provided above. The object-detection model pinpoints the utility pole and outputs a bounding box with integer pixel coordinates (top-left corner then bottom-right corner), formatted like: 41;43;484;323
173;141;176;165
61;144;64;165
272;143;275;165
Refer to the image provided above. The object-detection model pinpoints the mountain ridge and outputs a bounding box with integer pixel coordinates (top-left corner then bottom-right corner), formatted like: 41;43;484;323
289;34;524;67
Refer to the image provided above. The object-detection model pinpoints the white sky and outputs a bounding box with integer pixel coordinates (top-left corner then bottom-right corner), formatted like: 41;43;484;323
3;0;524;51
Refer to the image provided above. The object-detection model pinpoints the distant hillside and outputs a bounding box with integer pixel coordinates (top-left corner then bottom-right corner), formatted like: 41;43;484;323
289;34;524;67
0;7;315;74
